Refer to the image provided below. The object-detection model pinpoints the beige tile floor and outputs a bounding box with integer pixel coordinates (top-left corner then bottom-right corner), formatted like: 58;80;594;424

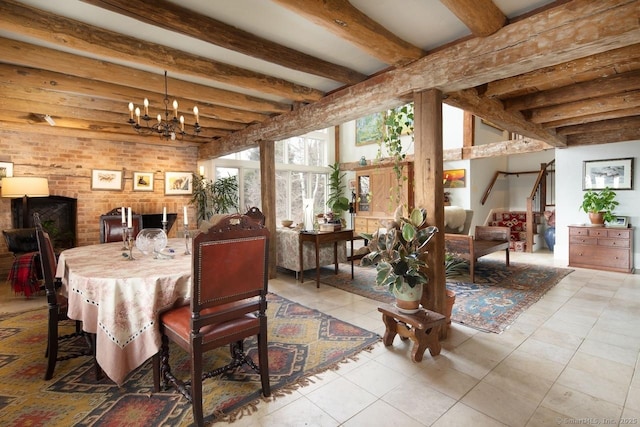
2;250;639;426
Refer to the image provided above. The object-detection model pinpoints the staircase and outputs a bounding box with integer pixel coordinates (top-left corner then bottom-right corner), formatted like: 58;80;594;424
481;160;555;253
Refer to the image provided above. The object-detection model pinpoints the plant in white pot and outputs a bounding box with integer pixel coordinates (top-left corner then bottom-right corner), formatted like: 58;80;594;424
580;187;618;224
360;208;438;313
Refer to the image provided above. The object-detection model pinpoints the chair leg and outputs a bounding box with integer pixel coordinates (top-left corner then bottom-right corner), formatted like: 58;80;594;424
190;350;204;427
152;352;161;392
258;330;271;397
44;310;58;380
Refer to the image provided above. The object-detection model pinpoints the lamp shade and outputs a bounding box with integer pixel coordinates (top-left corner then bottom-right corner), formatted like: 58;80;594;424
1;177;50;198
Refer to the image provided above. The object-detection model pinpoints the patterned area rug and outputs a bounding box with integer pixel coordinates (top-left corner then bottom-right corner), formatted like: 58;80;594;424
0;293;379;426
319;260;573;333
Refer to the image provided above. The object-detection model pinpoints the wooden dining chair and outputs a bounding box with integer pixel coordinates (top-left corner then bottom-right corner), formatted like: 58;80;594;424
34;213;93;380
245;206;265;226
152;214;270;427
99;208;143;243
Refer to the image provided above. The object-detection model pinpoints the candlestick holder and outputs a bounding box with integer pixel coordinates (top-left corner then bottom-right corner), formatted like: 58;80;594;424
161;220;168;234
126;227;136;260
183;224;191;255
121;221;128;250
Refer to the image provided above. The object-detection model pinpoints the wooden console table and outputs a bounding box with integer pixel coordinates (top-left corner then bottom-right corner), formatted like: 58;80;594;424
299;229;354;288
378;304;446;362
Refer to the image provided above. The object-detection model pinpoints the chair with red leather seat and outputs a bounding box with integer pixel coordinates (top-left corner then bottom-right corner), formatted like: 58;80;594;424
152;214;270;426
34;213;92;380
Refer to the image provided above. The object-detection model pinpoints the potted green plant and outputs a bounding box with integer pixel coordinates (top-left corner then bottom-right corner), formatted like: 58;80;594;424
580;187;618;224
190;173;240;224
327;162;350;222
360;207;438;313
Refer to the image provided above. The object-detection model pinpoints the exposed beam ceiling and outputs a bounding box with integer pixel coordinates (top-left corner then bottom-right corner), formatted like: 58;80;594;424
0;0;637;157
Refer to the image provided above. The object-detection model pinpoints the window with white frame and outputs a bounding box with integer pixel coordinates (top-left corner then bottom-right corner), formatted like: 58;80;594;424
215;129;332;223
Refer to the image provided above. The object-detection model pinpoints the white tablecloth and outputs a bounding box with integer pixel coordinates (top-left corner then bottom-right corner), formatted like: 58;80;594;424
56;238;191;385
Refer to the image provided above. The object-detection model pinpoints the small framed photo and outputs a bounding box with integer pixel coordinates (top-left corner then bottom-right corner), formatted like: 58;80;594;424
165;171;193;195
0;161;13;186
91;169;123;191
443;169;466;188
607;216;629;228
583;157;633;190
133;172;154;192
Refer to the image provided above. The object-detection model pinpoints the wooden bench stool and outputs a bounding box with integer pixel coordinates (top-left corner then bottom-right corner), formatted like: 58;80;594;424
378;304;446;362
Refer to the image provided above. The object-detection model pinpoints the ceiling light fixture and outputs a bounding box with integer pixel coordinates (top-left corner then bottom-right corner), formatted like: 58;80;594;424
127;71;201;141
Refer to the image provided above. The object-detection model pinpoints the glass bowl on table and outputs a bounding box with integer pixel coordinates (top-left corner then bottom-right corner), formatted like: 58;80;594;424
135;228;168;258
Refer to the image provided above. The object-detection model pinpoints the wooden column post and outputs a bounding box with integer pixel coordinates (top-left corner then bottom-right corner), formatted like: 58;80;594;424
259;139;277;279
413;89;447;338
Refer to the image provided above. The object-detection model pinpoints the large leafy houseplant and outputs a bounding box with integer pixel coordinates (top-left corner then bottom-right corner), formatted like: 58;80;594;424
360;208;438;311
190;174;239;224
327;162;350;220
580;187;618;224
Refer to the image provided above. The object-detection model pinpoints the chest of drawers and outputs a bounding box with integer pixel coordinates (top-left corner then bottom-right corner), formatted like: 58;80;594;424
568;225;634;273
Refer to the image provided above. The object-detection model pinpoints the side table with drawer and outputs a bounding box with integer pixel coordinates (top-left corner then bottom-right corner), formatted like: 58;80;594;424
568;225;634;273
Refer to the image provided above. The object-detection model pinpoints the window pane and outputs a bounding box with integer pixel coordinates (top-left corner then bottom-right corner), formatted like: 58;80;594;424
307;137;326;167
287;137;305;164
276;170;289;221
243;168;261;210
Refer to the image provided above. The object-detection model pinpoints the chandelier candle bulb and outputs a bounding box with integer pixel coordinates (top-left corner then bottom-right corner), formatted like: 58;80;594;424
157;114;162;123
193;106;199;123
172;100;178;118
135;107;141;125
128;103;134;120
180;115;184;131
143;98;149;116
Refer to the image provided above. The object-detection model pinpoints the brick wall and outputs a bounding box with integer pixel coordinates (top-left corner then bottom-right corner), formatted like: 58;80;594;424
0;129;198;257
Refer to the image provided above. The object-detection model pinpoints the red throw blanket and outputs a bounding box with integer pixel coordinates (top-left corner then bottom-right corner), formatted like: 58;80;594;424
7;252;41;298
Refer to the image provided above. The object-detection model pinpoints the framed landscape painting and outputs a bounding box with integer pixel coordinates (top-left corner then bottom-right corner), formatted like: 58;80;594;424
165;171;193;195
133;172;154;192
91;169;123;190
355;112;384;146
583;158;633;190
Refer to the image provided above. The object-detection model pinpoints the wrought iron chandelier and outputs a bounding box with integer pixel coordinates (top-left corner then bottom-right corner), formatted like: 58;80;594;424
127;71;201;141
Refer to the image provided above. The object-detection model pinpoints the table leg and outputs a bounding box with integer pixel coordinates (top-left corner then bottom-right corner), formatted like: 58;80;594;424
333;241;338;274
315;235;320;288
350;237;354;279
299;237;304;283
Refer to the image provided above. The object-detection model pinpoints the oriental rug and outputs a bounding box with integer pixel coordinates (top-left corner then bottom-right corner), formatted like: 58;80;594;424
0;293;379;426
318;260;573;334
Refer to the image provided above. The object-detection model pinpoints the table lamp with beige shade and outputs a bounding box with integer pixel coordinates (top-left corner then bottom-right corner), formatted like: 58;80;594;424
1;177;50;228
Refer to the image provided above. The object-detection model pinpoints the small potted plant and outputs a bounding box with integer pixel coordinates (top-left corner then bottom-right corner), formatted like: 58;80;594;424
360;207;438;313
580;187;618;224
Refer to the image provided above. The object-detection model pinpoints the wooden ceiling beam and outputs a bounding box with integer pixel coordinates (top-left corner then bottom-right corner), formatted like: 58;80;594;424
556;116;640;136
0;64;266;127
567;126;640;146
0;37;291;116
485;44;640;98
530;90;640;123
272;0;425;65
201;0;638;157
80;0;367;85
505;70;640;111
542;106;640;128
445;88;567;146
0;0;323;103
440;0;507;37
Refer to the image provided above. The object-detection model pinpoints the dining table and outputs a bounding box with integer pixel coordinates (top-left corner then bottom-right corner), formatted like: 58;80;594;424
55;238;192;386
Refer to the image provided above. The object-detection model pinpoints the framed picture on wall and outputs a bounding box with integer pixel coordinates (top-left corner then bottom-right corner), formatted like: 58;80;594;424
165;171;193;195
0;161;13;186
443;169;466;188
355;112;385;146
91;169;123;190
133;172;154;192
583;157;633;190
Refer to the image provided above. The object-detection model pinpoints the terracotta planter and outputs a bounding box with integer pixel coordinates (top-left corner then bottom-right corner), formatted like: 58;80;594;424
392;281;423;314
588;212;605;225
445;289;456;325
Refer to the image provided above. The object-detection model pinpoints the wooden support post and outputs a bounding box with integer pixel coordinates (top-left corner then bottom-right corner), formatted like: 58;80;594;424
259;139;277;279
413;89;448;339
